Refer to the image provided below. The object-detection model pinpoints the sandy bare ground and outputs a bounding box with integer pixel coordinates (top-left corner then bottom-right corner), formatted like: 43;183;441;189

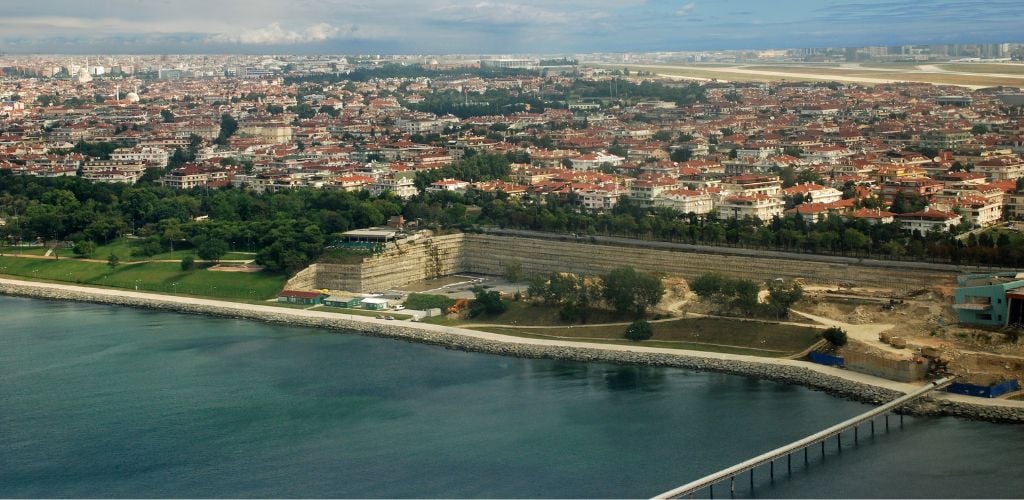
626;63;998;89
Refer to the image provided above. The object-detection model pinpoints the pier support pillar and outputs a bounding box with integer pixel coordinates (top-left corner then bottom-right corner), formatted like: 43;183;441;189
855;426;859;444
730;476;735;494
788;453;792;474
770;460;774;480
871;420;875;435
804;447;808;465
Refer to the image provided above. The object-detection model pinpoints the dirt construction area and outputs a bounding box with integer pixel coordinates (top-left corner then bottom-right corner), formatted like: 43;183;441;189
652;275;1024;387
795;284;1024;387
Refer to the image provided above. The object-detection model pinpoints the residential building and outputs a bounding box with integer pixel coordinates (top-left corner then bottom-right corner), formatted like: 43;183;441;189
655;189;714;215
717;195;784;223
896;208;962;233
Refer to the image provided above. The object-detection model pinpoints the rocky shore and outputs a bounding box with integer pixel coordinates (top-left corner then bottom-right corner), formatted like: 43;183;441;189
2;278;1023;424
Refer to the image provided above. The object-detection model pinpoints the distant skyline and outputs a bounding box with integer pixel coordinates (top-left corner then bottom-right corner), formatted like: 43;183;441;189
0;0;1020;55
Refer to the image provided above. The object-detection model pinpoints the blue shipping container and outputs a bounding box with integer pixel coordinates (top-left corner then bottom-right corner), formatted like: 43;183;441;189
809;351;844;367
947;379;1020;398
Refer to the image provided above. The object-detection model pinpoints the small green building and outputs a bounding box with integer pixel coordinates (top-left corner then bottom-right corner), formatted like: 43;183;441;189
953;272;1024;327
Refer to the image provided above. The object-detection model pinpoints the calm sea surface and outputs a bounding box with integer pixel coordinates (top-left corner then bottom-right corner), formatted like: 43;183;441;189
1;296;1023;498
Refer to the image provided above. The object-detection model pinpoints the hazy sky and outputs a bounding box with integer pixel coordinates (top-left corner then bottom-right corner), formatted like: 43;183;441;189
0;0;1019;54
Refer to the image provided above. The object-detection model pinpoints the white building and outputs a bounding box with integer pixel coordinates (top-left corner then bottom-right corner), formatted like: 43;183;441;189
896;208;962;233
570;151;625;171
655;189;714;215
579;188;621;211
717;195;784;223
372;174;418;199
111;146;170;168
781;183;843;204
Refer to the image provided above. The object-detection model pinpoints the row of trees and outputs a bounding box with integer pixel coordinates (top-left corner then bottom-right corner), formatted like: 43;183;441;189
0;172;404;272
526;266;664;322
404;184;1024;267
689;273;804;319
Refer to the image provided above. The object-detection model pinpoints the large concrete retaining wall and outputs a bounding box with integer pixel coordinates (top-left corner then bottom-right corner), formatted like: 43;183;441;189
313;234;466;292
460;234;957;292
303;233;962;293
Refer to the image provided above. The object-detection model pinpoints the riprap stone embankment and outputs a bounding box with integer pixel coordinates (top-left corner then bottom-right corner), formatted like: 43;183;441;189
2;278;1022;424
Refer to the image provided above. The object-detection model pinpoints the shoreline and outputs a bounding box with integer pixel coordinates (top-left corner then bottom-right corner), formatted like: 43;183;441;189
2;277;1022;424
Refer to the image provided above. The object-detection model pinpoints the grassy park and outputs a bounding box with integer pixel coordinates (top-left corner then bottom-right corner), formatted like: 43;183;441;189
420;298;822;357
473;317;821;357
88;239;255;262
0;255;286;300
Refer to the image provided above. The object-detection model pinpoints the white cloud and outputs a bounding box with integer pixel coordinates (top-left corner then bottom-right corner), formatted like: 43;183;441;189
207;22;350;44
676;2;696;16
431;1;607;26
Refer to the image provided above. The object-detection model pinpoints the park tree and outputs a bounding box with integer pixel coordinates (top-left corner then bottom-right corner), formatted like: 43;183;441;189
470;286;507;317
214;113;238;145
823;326;848;347
690;272;760;316
107;253;119;269
195;236;228;262
623;319;653;341
180;255;195;271
72;240;96;258
670;147;693;162
601;266;664;318
764;280;804;319
160;109;174;123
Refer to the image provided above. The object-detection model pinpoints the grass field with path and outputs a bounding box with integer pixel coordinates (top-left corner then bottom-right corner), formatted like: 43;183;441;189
475;317;820;357
0;255;286;300
91;239;255;262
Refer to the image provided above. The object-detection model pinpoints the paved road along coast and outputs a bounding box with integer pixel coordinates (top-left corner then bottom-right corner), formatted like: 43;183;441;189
2;277;1023;423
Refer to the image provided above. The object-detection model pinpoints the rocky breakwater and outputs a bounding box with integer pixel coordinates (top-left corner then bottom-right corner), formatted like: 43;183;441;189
2;279;1022;424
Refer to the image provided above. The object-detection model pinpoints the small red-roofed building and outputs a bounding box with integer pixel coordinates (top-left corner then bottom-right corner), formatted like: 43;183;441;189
784;202;835;223
848;208;897;225
427;178;469;193
781;183;843;204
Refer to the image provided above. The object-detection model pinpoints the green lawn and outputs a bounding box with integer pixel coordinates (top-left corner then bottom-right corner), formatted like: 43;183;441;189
464;300;636;326
312;305;412;320
473;317;821;357
88;239;256;262
1;246;50;256
0;255;286;300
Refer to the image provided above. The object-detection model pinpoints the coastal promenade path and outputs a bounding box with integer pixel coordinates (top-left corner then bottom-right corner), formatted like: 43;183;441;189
3;277;1023;412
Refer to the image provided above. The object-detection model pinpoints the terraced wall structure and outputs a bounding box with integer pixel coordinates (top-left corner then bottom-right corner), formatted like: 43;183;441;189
460;234;958;292
310;234;466;292
299;233;976;293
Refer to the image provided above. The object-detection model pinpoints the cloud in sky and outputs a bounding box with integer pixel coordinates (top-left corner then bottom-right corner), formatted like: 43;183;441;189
676;2;697;17
0;0;1019;54
207;23;350;45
